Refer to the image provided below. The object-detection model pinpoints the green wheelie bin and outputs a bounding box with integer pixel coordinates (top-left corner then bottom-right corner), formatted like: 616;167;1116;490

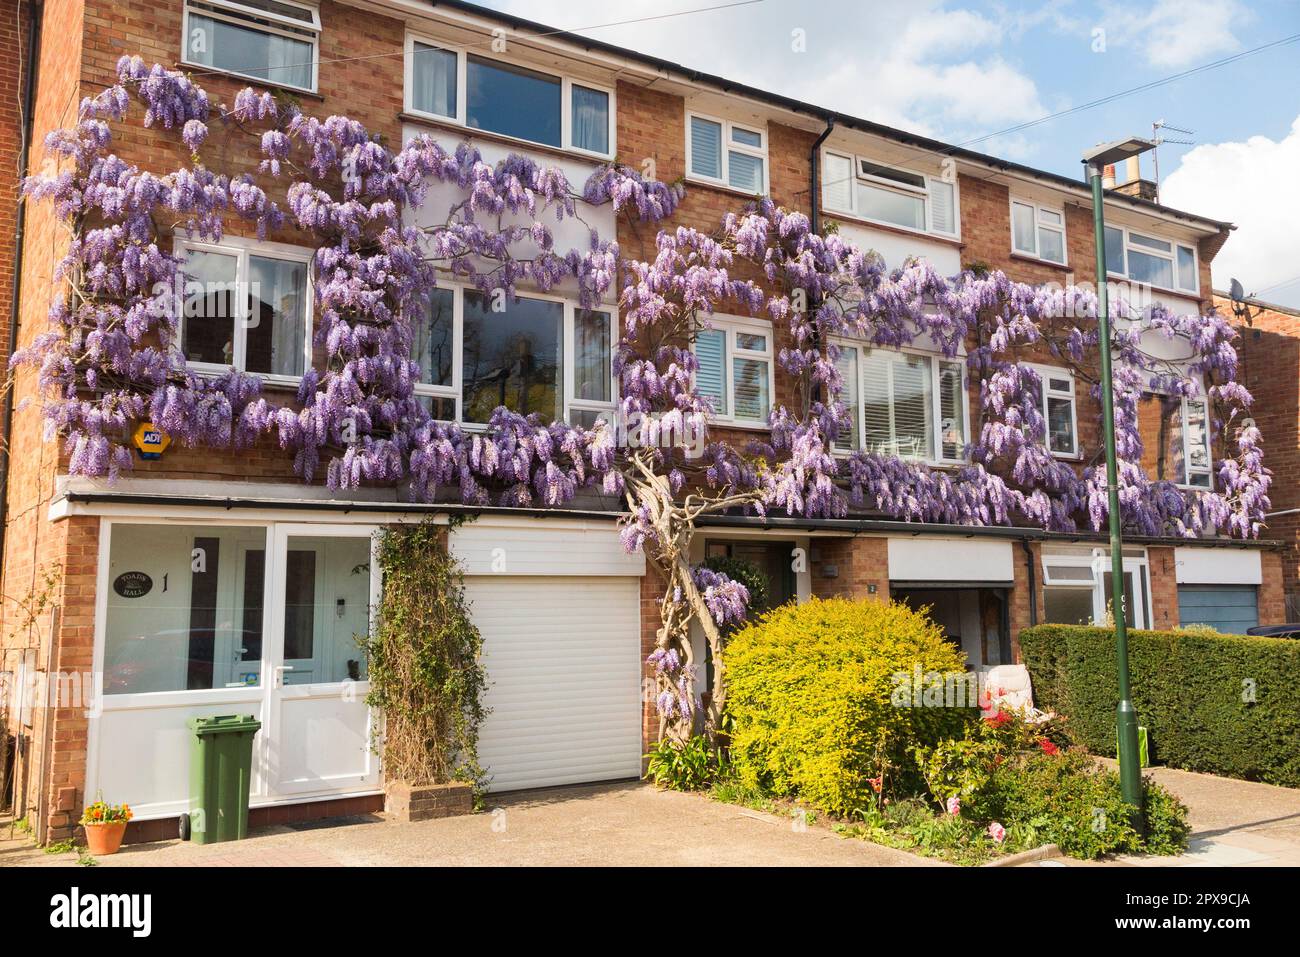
185;714;261;845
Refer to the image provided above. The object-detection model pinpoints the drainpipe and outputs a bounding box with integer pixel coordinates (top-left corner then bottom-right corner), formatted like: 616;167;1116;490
1020;538;1038;626
0;0;43;581
808;116;834;407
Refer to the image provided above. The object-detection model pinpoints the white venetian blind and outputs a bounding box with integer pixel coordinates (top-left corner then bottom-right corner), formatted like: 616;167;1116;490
695;328;727;416
863;350;933;459
689;116;723;180
929;179;956;234
823;152;853;212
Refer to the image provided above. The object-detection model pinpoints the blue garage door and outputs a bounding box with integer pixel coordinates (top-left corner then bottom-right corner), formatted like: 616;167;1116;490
1177;585;1259;634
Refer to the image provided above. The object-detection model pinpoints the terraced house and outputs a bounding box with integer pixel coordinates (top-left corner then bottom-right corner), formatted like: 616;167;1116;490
0;0;1283;844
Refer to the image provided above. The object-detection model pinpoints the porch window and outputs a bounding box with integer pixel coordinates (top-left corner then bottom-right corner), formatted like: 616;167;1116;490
103;524;270;694
182;0;320;92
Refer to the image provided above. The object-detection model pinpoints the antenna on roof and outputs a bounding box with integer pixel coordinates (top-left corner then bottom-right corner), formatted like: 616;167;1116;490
1228;277;1263;327
1151;120;1196;203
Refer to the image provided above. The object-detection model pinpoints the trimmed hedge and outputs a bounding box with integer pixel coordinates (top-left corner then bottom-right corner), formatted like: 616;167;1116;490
1020;624;1300;788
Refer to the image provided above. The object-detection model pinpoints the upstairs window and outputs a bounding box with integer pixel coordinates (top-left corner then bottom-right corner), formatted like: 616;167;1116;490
404;35;614;158
1032;365;1078;458
407;285;615;427
693;318;774;425
834;344;966;462
1152;393;1213;489
1011;200;1066;264
822;150;958;237
178;237;312;382
183;0;320;92
687;114;768;195
1104;225;1198;293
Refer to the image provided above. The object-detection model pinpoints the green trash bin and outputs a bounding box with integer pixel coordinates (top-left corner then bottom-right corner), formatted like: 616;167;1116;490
186;714;261;845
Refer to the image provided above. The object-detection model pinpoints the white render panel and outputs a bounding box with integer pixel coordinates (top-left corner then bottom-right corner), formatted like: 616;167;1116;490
1174;548;1262;585
451;521;644;576
888;536;1015;583
468;576;642;792
832;220;962;275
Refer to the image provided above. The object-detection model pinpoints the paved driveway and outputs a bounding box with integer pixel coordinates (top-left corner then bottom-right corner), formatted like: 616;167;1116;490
8;782;941;868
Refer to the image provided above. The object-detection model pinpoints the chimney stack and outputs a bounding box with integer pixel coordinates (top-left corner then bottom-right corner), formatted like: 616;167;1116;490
1102;164;1117;189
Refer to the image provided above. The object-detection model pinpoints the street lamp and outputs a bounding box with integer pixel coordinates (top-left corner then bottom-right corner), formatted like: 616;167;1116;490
1081;137;1157;820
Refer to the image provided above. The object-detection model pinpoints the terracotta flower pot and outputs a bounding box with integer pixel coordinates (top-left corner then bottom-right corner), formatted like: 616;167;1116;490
83;821;127;856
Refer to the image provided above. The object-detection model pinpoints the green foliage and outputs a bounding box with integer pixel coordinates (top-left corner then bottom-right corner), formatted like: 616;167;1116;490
699;555;769;615
967;748;1189;859
724;597;972;816
364;518;488;791
1021;623;1300;787
644;735;720;791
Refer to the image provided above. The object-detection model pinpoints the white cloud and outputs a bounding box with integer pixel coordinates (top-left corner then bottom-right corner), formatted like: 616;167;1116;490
484;0;1050;147
1099;0;1248;69
1161;115;1300;306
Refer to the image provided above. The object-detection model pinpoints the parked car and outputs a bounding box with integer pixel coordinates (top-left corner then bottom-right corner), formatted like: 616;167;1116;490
1245;624;1300;640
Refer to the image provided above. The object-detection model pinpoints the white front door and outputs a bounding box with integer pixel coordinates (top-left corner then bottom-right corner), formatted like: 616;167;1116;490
264;524;381;798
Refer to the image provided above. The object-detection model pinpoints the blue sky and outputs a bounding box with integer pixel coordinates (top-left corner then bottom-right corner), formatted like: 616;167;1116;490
485;0;1300;306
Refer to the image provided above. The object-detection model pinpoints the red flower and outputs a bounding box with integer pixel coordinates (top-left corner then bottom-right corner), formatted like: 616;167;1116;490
868;776;883;793
1039;739;1059;756
983;710;1011;727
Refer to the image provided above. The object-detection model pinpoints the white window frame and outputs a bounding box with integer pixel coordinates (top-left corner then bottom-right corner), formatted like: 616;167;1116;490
181;0;321;94
174;234;315;387
1104;224;1199;294
821;149;959;238
1029;363;1080;459
1010;198;1067;265
402;32;616;160
832;341;969;465
1042;548;1151;629
685;111;769;196
415;282;617;428
1179;395;1213;490
693;315;775;428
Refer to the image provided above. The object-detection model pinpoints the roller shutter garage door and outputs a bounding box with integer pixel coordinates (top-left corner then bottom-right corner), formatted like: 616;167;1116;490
467;576;643;792
1177;585;1259;634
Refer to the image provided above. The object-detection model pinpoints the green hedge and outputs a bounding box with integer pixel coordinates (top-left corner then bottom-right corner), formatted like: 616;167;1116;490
1020;624;1300;788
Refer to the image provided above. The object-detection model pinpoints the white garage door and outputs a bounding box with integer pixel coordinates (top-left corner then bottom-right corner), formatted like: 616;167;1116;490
466;576;643;792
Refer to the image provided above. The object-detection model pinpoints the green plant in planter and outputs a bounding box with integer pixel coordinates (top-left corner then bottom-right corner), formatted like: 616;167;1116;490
698;555;769;616
363;518;489;793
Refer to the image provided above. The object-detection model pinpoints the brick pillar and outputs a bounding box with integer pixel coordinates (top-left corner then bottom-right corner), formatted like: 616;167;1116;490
1259;549;1286;625
639;565;666;755
809;536;889;601
1146;546;1179;631
1009;540;1044;662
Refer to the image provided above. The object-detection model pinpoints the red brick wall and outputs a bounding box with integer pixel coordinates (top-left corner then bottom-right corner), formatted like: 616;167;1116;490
1230;295;1300;611
1146;545;1179;631
0;0;33;371
808;536;889;601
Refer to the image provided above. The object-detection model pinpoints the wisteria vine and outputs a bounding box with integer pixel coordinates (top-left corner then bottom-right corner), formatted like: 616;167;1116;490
16;59;1270;739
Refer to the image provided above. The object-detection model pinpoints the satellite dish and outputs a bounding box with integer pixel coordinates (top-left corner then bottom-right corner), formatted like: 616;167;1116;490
1229;278;1246;303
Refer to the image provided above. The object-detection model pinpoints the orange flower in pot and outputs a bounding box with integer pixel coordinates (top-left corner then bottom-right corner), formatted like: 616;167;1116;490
79;796;133;856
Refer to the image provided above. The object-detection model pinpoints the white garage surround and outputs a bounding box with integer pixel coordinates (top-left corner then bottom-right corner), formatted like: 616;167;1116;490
453;518;645;792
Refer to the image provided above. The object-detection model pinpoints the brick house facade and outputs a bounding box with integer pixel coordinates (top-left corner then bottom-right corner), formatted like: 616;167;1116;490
0;0;1284;843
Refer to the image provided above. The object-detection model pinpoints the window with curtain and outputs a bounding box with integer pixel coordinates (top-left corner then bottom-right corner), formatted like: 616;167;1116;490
184;0;318;92
246;255;308;377
410;41;457;118
572;309;612;404
1011;200;1066;264
571;85;609;155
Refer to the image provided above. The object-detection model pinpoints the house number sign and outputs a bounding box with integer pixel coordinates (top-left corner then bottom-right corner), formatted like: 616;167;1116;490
113;571;153;599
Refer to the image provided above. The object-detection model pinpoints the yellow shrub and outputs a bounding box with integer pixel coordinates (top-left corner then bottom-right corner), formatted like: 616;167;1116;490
725;597;972;816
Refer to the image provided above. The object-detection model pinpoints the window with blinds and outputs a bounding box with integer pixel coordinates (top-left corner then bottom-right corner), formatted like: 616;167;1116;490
693;320;772;425
688;114;768;194
835;346;966;462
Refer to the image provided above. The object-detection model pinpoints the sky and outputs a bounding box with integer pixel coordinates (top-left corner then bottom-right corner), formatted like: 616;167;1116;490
481;0;1300;307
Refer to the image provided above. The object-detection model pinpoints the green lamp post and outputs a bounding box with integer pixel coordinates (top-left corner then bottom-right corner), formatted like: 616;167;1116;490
1081;137;1158;818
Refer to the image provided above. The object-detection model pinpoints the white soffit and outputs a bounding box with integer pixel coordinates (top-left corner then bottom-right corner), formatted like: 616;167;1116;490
888;536;1014;583
1174;547;1262;586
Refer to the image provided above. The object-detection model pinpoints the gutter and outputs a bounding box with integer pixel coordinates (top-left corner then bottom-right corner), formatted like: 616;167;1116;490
58;490;1285;551
0;0;42;581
